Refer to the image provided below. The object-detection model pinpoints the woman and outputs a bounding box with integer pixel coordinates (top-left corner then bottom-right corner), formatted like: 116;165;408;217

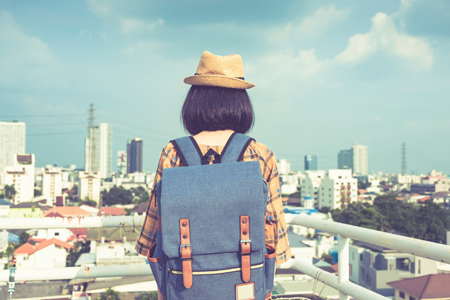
136;51;291;298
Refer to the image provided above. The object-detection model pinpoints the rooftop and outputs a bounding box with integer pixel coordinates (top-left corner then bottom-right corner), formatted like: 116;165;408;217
387;274;450;299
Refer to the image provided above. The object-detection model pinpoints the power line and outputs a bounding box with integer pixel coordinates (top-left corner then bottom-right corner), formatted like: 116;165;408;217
27;131;85;137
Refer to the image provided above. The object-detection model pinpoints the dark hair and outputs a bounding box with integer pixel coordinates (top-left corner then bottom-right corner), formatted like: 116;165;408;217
181;85;255;135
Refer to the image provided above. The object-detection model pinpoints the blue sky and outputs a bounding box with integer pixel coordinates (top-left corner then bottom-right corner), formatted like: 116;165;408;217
1;0;449;175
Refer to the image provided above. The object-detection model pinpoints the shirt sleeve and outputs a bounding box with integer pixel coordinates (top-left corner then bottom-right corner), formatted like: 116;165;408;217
135;143;181;257
258;145;291;265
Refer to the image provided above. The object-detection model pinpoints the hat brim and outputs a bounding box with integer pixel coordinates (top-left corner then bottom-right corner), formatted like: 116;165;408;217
184;75;255;90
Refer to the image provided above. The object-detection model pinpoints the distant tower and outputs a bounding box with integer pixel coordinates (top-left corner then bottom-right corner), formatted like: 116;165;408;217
127;138;143;173
85;104;96;172
338;149;352;170
84;105;113;178
401;142;406;175
304;155;317;171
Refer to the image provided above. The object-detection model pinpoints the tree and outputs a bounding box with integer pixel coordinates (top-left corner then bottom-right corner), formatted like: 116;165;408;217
102;186;133;206
98;288;120;300
414;200;450;243
4;184;16;202
138;292;158;300
19;231;30;245
79;197;97;207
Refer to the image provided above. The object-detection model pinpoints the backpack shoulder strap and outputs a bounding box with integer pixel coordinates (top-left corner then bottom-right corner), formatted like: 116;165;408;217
221;133;255;163
170;136;202;166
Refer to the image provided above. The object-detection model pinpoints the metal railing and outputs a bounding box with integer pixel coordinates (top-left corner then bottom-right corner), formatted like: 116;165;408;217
1;214;449;300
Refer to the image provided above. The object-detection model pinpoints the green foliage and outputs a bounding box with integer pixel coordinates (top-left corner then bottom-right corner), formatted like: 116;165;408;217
332;202;388;231
98;288;120;300
102;186;133;206
4;184;16;201
19;232;30;245
131;186;150;204
138;291;158;300
332;195;450;243
79;198;98;207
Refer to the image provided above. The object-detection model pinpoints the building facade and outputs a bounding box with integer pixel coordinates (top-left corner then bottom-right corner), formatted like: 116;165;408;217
352;144;368;175
42;167;63;202
304;155;318;171
127;138;143;174
85;123;112;179
0;121;26;183
78;171;101;203
300;170;326;208
337;145;368;175
318;169;357;210
3;154;35;204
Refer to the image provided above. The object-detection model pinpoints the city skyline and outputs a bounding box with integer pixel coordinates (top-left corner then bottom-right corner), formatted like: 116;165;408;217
1;1;449;175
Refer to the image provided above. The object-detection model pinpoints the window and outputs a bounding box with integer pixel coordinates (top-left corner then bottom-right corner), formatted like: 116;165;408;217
399;291;405;298
55;232;60;236
409;297;415;300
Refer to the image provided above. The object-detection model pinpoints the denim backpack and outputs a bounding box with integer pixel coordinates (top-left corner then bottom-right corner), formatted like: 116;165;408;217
147;133;276;300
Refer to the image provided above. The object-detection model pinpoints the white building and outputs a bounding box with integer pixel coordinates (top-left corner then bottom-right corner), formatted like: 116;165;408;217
13;238;73;269
42;167;63;202
3;154;35;204
278;159;291;175
78;171;101;203
0;121;26;183
352;144;368;175
300;170;326;207
85;123;112;179
280;171;304;195
318;169;357;210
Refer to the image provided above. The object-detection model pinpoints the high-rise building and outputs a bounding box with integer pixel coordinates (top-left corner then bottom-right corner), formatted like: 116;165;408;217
352;144;368;175
0;121;26;182
337;145;368;175
337;149;353;170
304;155;317;171
85;123;112;179
127;138;143;173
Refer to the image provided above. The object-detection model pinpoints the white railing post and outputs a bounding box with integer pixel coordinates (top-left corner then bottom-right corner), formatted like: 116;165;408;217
338;235;350;300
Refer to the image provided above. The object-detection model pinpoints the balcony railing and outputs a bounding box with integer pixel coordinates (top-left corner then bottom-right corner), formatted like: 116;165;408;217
1;215;449;300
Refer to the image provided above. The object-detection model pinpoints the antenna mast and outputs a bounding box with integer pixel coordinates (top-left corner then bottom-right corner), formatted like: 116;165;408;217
401;142;406;175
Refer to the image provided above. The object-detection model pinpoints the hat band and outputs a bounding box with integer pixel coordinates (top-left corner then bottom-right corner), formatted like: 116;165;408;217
194;73;245;80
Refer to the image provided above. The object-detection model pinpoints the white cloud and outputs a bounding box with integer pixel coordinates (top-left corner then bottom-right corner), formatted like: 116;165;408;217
297;4;350;37
0;11;54;65
86;0;110;16
266;5;349;43
79;29;92;39
121;18;164;35
335;12;433;71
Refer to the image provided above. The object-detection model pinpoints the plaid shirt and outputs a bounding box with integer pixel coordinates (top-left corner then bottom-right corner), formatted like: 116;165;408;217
135;140;291;265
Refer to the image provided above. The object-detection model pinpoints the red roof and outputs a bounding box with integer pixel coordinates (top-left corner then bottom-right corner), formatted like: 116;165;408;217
70;228;87;236
14;243;35;255
388;274;450;298
43;206;91;218
98;207;127;216
35;238;73;251
14;238;73;255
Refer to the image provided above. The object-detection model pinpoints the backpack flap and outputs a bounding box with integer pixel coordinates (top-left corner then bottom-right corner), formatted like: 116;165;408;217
158;161;267;270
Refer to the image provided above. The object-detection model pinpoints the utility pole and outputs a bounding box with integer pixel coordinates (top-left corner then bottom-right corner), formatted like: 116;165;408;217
401;142;406;175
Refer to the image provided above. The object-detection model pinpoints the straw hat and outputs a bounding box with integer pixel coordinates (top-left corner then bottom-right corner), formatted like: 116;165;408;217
184;51;255;89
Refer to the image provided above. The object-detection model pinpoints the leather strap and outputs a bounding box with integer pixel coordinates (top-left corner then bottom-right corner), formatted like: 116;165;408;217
240;215;251;282
157;216;161;231
180;218;193;288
